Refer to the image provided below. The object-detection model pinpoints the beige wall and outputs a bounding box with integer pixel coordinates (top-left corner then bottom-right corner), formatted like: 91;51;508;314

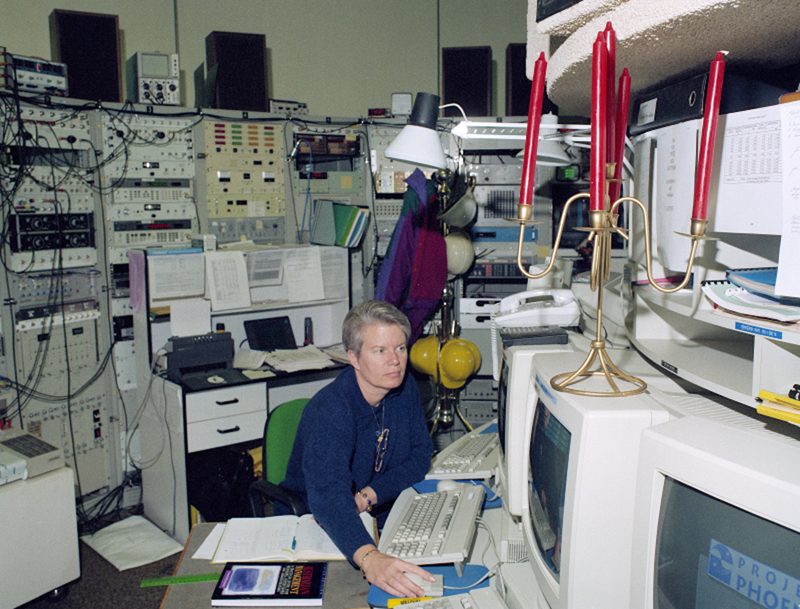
0;0;530;117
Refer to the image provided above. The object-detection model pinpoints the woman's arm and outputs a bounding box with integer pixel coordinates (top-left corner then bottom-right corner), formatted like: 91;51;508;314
354;543;435;597
301;400;376;560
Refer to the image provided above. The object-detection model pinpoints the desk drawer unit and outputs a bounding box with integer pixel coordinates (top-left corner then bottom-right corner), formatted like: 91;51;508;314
187;410;265;452
185;383;266;452
185;383;265;423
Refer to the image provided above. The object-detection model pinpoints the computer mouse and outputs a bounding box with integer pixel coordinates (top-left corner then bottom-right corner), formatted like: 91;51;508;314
436;479;460;492
405;573;444;597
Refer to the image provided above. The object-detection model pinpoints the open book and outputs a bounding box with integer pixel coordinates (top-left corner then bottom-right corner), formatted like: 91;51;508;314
211;513;374;564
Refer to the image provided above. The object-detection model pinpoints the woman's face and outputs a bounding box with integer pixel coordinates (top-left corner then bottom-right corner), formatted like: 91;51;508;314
348;322;408;402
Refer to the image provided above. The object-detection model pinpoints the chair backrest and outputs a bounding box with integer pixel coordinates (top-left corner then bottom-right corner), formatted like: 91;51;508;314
263;398;309;486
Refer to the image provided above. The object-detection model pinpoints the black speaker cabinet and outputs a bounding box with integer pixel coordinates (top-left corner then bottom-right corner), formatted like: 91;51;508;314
206;31;268;112
49;9;122;102
442;46;492;117
506;43;558;118
506;43;530;116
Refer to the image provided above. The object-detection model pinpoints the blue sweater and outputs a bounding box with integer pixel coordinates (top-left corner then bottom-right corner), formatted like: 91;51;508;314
280;366;433;560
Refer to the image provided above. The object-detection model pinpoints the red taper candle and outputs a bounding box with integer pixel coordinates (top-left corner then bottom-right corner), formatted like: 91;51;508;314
590;33;607;211
519;52;547;207
692;51;726;221
609;68;631;202
604;22;616;165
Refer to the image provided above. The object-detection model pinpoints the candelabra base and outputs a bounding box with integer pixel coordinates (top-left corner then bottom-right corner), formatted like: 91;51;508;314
550;340;647;397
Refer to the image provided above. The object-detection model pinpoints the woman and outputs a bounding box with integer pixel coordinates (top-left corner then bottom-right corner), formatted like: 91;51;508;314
279;300;436;597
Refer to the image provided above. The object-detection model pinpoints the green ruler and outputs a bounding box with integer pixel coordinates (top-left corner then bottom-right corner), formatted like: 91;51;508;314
140;572;220;587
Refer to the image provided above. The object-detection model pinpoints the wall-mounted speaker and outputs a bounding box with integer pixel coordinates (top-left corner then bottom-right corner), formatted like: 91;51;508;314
49;9;122;103
442;46;492;117
506;43;558;117
506;44;530;116
205;31;269;112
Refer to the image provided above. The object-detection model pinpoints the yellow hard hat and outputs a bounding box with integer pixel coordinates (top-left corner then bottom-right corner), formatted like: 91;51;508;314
410;334;440;382
439;338;480;389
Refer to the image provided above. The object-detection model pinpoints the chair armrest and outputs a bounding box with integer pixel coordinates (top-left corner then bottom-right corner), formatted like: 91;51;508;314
248;480;308;517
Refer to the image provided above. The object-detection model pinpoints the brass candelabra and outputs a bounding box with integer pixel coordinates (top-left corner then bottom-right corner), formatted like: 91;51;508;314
508;163;714;397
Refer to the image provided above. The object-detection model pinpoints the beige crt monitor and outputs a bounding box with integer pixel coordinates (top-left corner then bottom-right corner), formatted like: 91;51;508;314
629;414;800;609
517;349;677;609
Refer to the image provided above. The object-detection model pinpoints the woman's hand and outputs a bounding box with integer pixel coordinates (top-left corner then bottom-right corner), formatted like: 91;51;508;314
354;486;377;514
355;545;435;598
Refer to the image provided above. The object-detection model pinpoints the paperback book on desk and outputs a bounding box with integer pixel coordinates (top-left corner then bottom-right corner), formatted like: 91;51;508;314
212;562;327;606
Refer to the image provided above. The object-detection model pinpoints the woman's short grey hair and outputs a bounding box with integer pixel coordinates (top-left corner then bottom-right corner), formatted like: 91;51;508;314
342;300;411;355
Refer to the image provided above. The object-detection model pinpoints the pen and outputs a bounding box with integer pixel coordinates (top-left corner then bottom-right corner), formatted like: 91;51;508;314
291;536;297;551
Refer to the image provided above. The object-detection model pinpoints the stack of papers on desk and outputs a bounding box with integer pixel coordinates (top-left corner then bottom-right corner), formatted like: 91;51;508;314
235;345;335;373
262;345;335;373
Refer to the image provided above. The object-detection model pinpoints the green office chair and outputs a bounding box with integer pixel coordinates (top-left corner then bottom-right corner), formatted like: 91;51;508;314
248;398;310;517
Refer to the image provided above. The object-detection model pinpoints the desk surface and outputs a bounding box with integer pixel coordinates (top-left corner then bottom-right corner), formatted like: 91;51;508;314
160;523;370;609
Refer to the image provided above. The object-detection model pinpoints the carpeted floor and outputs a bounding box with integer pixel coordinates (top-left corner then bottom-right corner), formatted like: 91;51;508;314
19;539;181;609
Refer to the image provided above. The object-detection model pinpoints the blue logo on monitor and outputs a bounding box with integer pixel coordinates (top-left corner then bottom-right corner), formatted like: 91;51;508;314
707;538;800;609
708;540;733;585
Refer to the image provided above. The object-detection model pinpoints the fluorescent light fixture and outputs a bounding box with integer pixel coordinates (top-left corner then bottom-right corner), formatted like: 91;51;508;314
450;121;528;140
453;114;578;167
385;92;447;170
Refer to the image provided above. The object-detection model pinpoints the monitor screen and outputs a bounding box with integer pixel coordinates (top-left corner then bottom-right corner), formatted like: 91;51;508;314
498;356;509;457
140;53;170;78
629;414;800;609
244;316;297;352
655;477;800;609
497;342;571;518
528;400;570;578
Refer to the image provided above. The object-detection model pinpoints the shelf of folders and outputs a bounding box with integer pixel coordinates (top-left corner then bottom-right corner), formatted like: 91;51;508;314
310;200;369;248
701;267;800;325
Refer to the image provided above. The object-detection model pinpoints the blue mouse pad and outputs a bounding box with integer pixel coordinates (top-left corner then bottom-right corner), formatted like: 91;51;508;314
367;564;490;607
414;479;502;510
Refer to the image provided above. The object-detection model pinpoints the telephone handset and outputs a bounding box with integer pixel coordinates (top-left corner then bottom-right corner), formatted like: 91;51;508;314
490;289;581;381
496;289;579;322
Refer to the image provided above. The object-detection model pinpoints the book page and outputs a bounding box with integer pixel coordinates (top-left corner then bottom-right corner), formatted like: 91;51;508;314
319;247;348;300
777;101;800;298
206;251;252;311
294;515;345;560
284;247;325;303
711;105;782;235
212;517;298;563
246;249;285;288
655;121;697;272
147;252;206;301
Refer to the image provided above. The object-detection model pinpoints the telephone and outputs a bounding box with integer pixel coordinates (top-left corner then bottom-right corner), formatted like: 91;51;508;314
496;289;580;326
490;289;580;380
